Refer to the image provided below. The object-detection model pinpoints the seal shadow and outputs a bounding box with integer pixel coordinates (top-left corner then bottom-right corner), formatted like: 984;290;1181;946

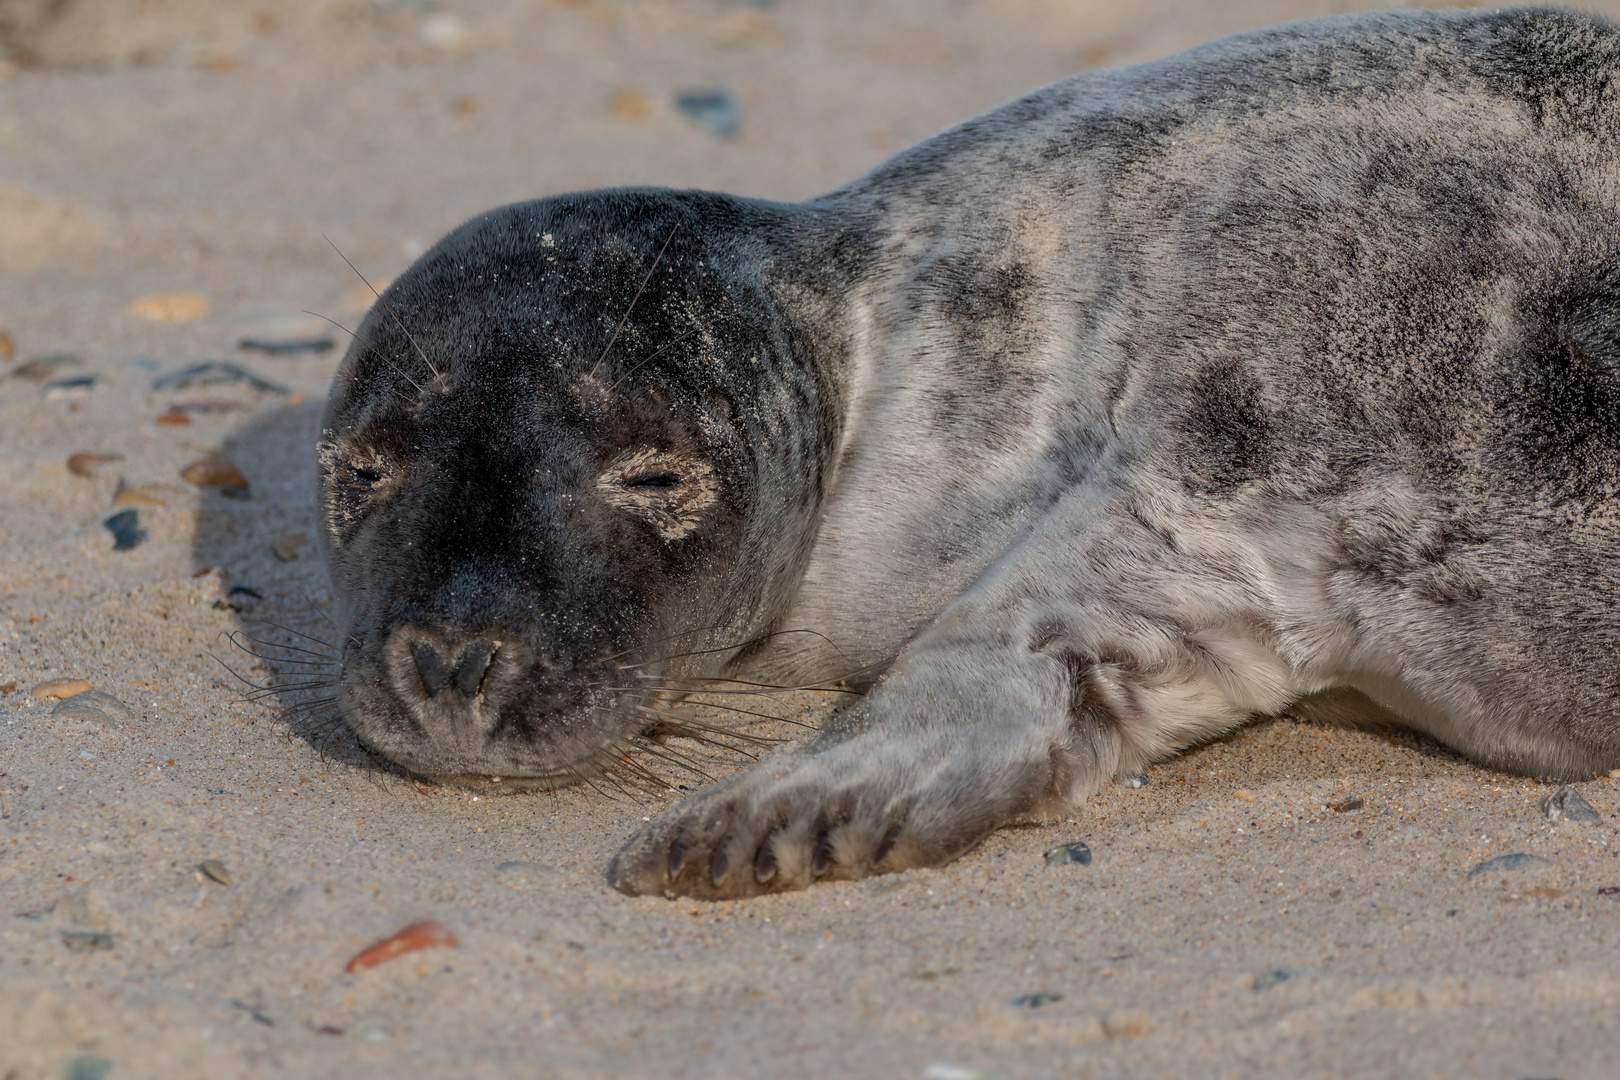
186;396;381;774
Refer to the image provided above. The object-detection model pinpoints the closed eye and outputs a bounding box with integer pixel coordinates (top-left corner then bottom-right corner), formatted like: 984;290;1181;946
626;472;680;490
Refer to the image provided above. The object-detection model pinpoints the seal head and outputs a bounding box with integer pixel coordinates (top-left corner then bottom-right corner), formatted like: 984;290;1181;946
318;191;848;789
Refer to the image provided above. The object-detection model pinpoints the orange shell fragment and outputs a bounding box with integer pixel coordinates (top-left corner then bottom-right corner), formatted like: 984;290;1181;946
345;919;458;973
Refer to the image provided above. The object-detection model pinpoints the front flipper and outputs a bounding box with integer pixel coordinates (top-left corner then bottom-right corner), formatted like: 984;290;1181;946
608;640;1082;898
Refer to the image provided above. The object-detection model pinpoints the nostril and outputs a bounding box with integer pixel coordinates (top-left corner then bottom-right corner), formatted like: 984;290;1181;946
411;641;452;698
451;639;500;699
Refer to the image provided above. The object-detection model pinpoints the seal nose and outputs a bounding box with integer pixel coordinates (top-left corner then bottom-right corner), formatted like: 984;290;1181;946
387;628;521;742
410;638;499;701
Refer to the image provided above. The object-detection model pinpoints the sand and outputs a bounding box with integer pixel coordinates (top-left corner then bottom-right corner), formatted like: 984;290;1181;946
3;1;1620;1077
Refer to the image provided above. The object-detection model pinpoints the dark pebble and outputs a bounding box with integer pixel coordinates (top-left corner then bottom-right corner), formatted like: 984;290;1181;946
1543;785;1601;823
52;690;135;728
103;509;147;551
1596;885;1619;896
10;352;80;381
199;859;232;885
64;1055;114;1080
228;585;264;600
1044;841;1092;867
152;361;288;395
61;929;114;952
43;375;97;398
1252;969;1296;991
1329;796;1364;812
1467;852;1553;878
674;89;741;137
1010;991;1063;1008
238;335;335;355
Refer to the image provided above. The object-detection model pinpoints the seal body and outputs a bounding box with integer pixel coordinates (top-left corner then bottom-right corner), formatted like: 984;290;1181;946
321;6;1620;897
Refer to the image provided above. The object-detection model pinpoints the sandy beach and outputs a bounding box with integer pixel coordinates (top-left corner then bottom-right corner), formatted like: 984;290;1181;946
3;1;1620;1076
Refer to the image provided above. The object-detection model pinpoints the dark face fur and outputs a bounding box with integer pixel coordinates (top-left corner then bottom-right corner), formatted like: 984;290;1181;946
318;193;839;789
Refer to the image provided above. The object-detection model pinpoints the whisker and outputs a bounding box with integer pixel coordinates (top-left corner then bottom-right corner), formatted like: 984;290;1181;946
301;308;425;395
323;235;443;381
589;208;689;381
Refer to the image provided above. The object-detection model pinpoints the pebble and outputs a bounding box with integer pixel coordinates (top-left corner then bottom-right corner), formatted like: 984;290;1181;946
9;352;79;381
67;451;122;476
31;679;91;701
674;89;741;137
923;1067;997;1080
53;690;134;728
1122;773;1149;788
1329;795;1365;813
153;360;287;395
104;508;148;550
272;532;309;562
60;929;114;952
128;293;210;323
155;406;192;427
1252;969;1296;991
112;483;175;508
0;328;12;361
64;1055;114;1080
493;859;561;886
1234;789;1256;803
611;88;651;120
1009;991;1063;1008
43;374;97;398
1543;785;1601;823
238;335;334;355
346;919;458;973
198;859;232;885
1044;841;1092;867
1467;853;1553;878
181;458;250;496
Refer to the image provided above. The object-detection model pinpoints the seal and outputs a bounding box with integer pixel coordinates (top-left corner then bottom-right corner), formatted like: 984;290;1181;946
319;6;1620;899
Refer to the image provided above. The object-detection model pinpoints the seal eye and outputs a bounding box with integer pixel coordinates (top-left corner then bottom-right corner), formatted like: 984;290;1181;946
318;441;401;543
625;472;680;490
596;448;718;541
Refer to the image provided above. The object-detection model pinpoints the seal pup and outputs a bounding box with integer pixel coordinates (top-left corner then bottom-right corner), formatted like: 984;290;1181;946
319;6;1620;898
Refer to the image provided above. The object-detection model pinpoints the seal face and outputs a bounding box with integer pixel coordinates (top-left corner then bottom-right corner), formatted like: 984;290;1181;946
324;6;1620;897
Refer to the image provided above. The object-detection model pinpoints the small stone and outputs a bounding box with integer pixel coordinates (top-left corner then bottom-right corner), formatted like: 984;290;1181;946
9;352;79;381
153;360;287;395
43;375;96;398
86;841;112;854
112;483;176;508
181;458;250;495
198;859;232;885
237;335;334;355
272;532;309;562
60;929;114;952
64;1055;114;1080
1122;773;1149;788
1009;991;1062;1008
1467;852;1554;878
1044;841;1092;867
1543;785;1602;823
420;12;471;50
1610;769;1620;779
31;679;91;701
922;1067;997;1080
67;451;122;476
493;859;561;886
1329;795;1365;812
53;690;134;728
1234;789;1256;803
611;88;651;120
0;328;12;361
674;89;741;137
1101;1009;1155;1039
1597;885;1620;896
128;293;211;323
1;681;16;693
155;407;192;427
1252;969;1296;991
346;919;458;972
104;509;147;550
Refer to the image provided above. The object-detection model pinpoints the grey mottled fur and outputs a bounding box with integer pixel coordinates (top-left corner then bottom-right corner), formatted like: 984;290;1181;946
319;7;1620;898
